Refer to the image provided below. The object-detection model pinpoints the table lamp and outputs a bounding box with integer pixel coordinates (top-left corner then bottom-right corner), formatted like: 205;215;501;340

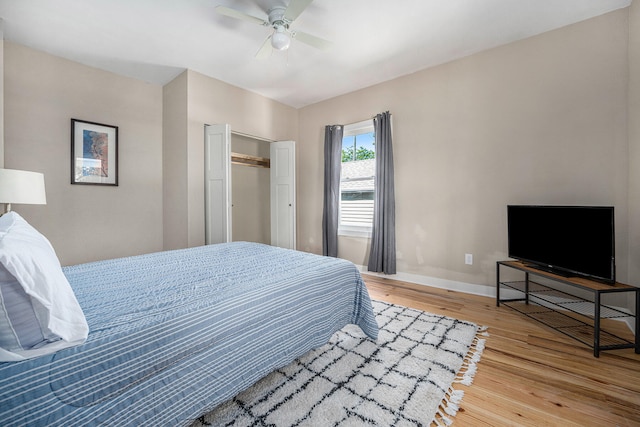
0;168;47;214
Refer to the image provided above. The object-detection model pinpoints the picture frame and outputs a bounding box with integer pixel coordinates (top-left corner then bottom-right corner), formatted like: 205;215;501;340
71;119;118;186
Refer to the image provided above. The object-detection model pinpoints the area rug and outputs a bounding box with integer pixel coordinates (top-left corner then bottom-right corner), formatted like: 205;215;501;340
193;300;487;427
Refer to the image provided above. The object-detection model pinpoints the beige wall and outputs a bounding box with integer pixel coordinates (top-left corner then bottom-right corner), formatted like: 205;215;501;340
162;72;189;250
3;42;164;265
163;70;298;249
231;134;271;244
299;9;630;290
2;44;297;262
629;2;640;299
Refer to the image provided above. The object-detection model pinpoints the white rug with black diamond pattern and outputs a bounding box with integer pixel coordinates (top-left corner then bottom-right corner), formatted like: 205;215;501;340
192;300;486;427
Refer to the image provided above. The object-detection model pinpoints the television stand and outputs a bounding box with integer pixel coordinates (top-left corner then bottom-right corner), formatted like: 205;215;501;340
496;260;639;357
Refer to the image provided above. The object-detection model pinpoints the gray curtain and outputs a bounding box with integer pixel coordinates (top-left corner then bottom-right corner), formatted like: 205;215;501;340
322;125;343;257
368;111;396;274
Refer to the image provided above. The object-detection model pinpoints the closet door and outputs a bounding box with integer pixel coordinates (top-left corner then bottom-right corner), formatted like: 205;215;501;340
270;141;296;249
204;124;231;244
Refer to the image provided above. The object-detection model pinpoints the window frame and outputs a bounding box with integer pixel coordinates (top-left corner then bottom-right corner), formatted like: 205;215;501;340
338;119;375;238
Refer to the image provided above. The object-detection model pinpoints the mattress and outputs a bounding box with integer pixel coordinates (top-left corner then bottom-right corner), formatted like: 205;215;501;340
0;242;378;426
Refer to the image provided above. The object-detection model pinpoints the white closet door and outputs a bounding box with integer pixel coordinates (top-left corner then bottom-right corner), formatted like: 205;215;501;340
270;141;296;249
204;124;231;244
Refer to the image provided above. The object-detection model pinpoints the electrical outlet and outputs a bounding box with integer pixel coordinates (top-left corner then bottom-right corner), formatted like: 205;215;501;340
465;254;473;265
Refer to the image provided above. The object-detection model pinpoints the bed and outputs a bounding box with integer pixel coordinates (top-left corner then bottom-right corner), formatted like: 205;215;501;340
0;235;378;426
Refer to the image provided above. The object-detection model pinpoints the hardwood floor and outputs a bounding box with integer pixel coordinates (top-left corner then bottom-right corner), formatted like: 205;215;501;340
363;274;640;427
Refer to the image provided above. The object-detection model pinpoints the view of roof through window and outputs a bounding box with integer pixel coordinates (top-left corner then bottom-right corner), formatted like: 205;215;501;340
340;130;375;232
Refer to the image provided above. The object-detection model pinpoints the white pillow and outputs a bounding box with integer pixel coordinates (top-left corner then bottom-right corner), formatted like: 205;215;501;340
0;212;88;361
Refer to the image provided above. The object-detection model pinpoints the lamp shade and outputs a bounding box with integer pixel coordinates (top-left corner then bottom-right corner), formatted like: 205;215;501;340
271;27;290;51
0;168;47;212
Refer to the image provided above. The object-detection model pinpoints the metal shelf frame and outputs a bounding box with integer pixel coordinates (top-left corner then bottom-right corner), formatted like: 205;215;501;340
496;261;640;357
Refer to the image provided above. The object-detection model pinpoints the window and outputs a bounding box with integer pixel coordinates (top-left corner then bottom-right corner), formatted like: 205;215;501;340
339;119;375;237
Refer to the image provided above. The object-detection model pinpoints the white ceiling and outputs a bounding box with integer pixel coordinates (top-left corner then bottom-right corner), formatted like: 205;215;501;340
0;0;631;108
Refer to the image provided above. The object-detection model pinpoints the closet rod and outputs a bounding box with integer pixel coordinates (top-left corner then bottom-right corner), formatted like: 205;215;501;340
231;130;274;143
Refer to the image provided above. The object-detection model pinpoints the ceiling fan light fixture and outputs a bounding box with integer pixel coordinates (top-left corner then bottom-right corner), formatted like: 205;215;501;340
216;1;331;57
271;26;291;50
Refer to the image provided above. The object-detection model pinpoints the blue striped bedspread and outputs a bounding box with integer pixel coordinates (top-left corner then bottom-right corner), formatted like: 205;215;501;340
0;242;378;426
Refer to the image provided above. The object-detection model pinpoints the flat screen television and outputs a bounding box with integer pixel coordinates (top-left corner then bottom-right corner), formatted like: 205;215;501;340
507;205;615;284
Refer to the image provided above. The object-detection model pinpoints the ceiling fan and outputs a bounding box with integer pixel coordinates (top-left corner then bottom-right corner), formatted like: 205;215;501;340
216;0;332;59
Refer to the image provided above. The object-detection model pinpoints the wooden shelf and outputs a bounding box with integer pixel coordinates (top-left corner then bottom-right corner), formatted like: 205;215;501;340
499;260;635;292
231;152;270;168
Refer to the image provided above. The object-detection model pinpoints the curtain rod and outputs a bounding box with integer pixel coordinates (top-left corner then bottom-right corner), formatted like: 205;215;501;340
329;112;392;129
349;112;392;126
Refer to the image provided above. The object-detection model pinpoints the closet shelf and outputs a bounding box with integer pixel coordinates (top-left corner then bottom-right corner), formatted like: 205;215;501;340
231;152;270;168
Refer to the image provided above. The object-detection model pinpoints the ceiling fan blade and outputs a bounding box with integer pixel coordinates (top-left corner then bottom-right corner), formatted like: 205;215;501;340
291;30;332;50
215;5;267;26
255;35;274;59
284;0;314;22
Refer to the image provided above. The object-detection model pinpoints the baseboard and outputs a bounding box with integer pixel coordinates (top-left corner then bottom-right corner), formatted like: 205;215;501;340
355;266;496;298
356;266;636;335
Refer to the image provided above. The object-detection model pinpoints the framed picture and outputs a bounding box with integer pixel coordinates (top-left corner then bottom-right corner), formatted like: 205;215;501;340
71;119;118;185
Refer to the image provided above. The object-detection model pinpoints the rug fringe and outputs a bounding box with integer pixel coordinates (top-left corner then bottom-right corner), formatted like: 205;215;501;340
431;326;488;427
